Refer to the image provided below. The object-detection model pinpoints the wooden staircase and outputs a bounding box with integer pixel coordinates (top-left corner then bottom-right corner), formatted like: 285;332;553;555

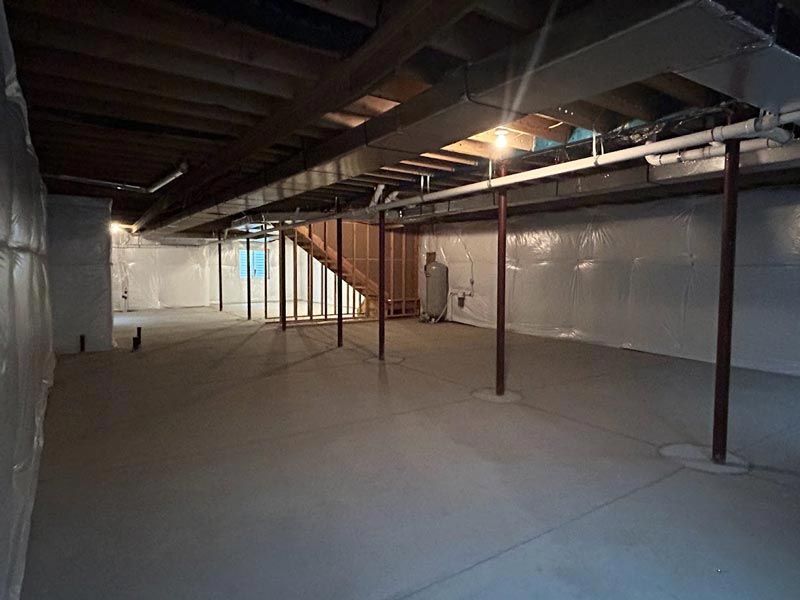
286;227;378;315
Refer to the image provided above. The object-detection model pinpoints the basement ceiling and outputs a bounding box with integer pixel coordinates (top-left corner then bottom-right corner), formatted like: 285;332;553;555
7;0;800;235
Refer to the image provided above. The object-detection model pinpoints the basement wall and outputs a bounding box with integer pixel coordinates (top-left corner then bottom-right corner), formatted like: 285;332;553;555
0;3;54;598
47;196;113;353
112;235;350;313
421;187;800;376
111;232;211;310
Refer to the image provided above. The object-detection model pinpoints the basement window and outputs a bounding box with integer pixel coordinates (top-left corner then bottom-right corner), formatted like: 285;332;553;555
238;249;267;279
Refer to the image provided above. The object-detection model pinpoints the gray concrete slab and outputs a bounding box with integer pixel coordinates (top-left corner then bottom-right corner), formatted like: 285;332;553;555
22;308;800;599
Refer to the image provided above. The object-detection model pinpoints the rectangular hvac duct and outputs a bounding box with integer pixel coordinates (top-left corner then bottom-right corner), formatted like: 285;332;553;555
166;0;783;232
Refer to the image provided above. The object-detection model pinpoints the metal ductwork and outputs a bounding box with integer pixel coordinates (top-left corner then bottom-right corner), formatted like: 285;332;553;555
394;140;800;223
165;0;789;233
681;1;800;113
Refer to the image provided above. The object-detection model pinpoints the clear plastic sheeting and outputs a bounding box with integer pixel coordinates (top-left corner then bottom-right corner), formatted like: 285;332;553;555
112;231;210;310
422;188;800;375
47;196;113;353
0;1;54;597
112;234;358;317
207;238;346;313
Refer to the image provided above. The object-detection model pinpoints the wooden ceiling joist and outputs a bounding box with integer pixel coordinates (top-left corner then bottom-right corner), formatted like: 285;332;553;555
14;46;276;115
21;73;263;126
6;0;336;80
27;92;248;138
134;0;478;232
8;11;300;100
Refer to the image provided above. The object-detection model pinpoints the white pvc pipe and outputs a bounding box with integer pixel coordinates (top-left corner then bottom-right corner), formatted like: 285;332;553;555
646;137;784;166
218;111;800;244
383;114;797;210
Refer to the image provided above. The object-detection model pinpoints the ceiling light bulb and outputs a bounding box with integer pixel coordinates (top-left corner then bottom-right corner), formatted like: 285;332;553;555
495;127;509;148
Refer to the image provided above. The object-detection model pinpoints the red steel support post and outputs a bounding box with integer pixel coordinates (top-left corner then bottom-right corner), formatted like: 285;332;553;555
496;163;507;396
279;228;287;331
378;211;386;361
337;218;343;347
712;139;741;464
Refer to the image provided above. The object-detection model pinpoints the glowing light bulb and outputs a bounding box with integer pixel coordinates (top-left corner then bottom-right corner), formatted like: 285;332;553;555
495;127;509;149
109;222;123;234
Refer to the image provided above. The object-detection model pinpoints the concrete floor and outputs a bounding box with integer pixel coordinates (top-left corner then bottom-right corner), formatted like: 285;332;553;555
222;299;364;321
23;308;800;599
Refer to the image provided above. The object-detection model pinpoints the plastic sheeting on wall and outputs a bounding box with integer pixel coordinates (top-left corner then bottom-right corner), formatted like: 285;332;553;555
207;238;348;311
112;234;360;315
0;2;54;597
421;188;800;376
47;196;113;353
111;232;210;310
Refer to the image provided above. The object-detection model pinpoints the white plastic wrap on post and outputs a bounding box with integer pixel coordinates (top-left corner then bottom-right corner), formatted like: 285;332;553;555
47;196;113;353
0;2;55;597
422;188;800;375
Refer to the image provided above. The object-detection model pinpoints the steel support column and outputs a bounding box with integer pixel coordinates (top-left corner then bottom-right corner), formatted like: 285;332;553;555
246;237;252;320
264;230;269;319
308;224;314;320
217;232;223;312
378;210;386;361
712;139;741;464
336;218;343;347
496;163;507;396
279;228;287;330
323;222;328;320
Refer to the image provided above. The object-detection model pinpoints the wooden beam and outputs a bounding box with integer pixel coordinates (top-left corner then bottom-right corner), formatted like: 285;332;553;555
441;139;515;160
6;0;336;80
474;0;553;31
7;10;300;99
400;158;456;172
429;12;521;62
291;0;378;27
420;151;479;166
319;112;369;129
641;73;717;108
13;45;276;115
28;117;227;152
587;84;665;122
136;0;477;232
369;73;431;103
537;101;625;133
26;91;248;137
505;114;572;144
469;129;533;152
344;95;399;117
21;74;262;126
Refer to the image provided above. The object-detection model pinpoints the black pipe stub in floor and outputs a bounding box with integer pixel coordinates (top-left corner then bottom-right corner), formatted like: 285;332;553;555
659;443;749;474
365;356;404;365
471;388;522;403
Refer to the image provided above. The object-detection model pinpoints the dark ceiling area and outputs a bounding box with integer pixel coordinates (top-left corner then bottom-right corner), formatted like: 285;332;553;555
7;0;800;237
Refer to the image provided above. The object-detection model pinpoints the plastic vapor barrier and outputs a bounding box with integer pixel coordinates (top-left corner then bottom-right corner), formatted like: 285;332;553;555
112;231;210;310
422;188;800;375
47;196;113;353
207;238;344;309
0;2;54;597
112;234;354;314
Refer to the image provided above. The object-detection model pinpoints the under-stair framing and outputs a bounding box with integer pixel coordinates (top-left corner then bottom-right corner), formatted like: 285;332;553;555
272;220;419;324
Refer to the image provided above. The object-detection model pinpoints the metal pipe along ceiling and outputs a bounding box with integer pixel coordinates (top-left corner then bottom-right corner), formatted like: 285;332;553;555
161;0;785;233
212;111;800;243
377;112;800;211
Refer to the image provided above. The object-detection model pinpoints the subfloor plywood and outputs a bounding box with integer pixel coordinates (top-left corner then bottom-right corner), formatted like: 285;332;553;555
23;308;800;599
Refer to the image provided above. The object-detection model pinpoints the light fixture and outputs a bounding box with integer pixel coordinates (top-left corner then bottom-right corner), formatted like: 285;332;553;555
109;221;135;234
494;127;509;148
